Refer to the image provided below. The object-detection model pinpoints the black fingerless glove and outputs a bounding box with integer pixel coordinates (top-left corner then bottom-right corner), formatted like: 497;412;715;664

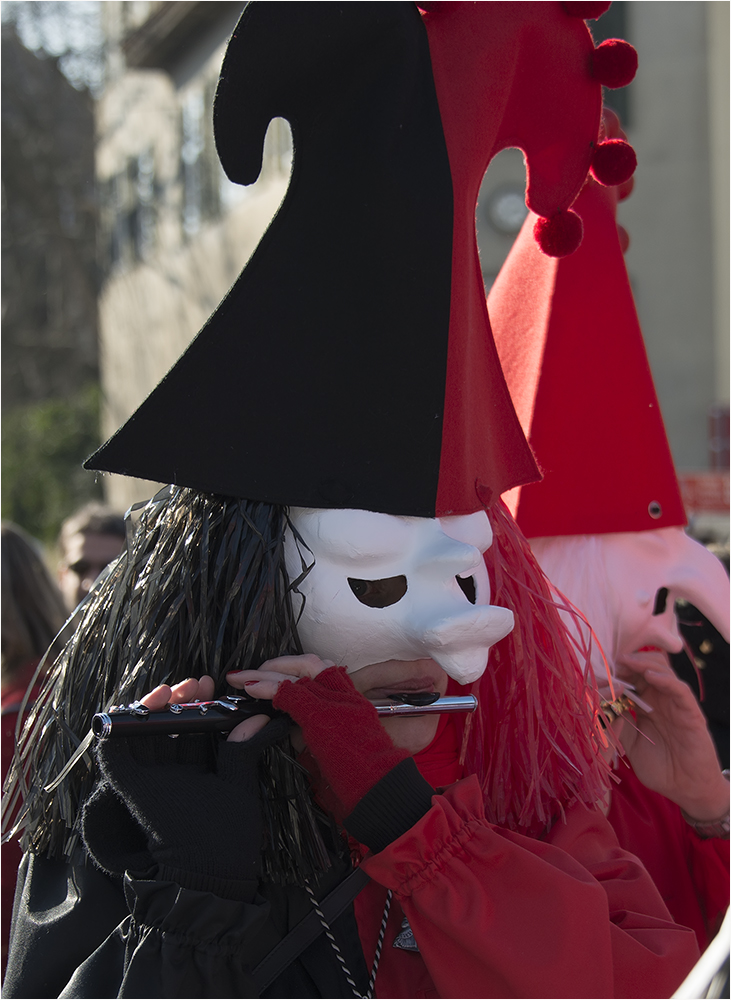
82;717;290;900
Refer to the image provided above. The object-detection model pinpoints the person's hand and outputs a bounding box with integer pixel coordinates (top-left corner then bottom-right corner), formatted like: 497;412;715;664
141;674;271;743
227;654;335;745
227;653;335;697
615;649;729;821
84;673;291;884
233;661;410;817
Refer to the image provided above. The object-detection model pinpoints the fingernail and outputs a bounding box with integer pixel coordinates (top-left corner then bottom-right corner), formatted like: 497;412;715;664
244;680;260;687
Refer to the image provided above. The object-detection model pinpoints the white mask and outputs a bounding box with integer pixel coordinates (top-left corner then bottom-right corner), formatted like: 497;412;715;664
284;508;514;683
531;527;730;685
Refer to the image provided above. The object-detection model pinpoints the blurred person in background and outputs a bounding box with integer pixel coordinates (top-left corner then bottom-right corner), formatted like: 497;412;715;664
1;521;68;974
669;545;730;770
57;503;126;612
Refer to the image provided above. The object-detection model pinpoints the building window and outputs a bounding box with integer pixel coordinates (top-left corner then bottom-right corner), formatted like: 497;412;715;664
103;149;157;272
181;83;220;238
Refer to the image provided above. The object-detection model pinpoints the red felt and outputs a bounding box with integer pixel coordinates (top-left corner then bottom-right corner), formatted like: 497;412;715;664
592;38;638;88
591;137;637;186
488;177;686;536
534;210;584;258
419;3;616;514
562;1;612;18
272;666;408;815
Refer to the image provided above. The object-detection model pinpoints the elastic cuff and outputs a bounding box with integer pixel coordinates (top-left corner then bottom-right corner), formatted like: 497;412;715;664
156;863;259;902
344;757;435;853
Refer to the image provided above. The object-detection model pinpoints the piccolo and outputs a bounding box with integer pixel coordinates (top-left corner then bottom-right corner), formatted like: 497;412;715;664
92;692;478;739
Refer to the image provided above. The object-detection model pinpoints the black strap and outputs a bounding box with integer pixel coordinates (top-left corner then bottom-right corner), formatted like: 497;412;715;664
251;866;370;994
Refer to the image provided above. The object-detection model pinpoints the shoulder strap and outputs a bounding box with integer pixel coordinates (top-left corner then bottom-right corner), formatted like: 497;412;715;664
251;866;370;994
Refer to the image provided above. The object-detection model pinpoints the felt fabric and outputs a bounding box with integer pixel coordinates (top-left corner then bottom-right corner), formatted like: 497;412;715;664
85;3;630;518
86;3;456;516
489;177;687;536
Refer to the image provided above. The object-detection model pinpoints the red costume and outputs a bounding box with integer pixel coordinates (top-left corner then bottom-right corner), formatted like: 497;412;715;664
351;718;699;999
609;762;729;954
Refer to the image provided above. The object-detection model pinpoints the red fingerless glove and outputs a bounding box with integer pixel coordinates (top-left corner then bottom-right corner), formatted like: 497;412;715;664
272;666;409;814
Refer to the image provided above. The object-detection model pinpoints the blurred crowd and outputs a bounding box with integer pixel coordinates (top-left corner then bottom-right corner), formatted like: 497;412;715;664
1;503;125;972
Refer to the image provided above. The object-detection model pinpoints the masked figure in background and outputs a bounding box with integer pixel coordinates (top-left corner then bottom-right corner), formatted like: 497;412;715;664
3;6;700;998
489;113;730;954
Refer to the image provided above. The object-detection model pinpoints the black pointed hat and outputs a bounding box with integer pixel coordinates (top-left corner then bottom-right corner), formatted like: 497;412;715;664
87;2;627;517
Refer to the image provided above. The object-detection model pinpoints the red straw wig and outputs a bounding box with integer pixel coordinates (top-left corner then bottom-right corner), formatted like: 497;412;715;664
465;501;612;835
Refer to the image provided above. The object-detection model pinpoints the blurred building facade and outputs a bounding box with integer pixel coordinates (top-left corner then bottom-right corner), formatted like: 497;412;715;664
2;21;104;543
96;2;728;536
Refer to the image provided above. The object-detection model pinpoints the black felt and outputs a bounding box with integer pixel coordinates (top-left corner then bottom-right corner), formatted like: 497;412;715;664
344;756;435;853
87;3;454;517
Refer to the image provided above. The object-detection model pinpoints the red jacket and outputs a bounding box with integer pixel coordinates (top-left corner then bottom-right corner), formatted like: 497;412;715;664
608;760;729;952
354;777;698;999
344;715;701;999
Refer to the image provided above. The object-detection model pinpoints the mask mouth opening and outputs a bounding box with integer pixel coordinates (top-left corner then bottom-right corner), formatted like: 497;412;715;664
456;575;477;605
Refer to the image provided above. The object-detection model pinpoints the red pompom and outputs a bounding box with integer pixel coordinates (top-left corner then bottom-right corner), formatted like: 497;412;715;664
562;2;611;20
617;224;630;254
590;138;637;186
533;211;584;258
617;175;634;201
592;39;638;88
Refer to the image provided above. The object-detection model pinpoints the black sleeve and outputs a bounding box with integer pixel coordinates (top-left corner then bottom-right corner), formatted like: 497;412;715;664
4;722;370;999
4;851;128;999
5;847;370;999
343;757;436;853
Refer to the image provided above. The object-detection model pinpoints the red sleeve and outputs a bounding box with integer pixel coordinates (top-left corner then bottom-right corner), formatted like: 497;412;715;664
608;760;730;951
361;776;699;999
687;831;729;943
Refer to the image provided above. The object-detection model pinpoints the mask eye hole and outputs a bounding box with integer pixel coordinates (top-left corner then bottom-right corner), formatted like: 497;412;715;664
653;587;669;616
456;575;476;605
348;575;407;608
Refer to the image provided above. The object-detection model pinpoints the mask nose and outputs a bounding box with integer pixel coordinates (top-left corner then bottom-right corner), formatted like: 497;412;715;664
414;604;515;683
666;535;730;643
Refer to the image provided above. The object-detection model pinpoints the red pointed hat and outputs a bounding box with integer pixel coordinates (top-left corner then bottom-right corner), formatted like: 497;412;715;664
488;134;686;537
87;3;635;518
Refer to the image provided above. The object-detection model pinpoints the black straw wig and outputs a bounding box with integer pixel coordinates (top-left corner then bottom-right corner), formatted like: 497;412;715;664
4;487;307;860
